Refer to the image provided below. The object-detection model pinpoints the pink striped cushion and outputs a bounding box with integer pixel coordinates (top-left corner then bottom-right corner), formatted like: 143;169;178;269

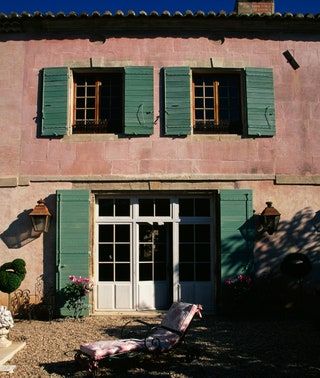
80;339;145;360
146;328;180;352
160;302;201;333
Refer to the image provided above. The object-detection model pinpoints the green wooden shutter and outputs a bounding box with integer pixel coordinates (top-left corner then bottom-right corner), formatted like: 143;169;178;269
124;66;154;135
56;189;90;316
42;67;69;137
245;67;275;136
220;189;255;282
164;67;191;136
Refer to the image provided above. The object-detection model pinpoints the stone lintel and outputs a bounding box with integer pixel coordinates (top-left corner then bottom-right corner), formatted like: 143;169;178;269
27;173;275;183
0;177;18;187
276;175;320;185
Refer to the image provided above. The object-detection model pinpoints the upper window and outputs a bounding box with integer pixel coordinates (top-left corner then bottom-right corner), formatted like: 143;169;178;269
192;73;242;134
73;72;123;134
163;66;275;137
41;66;154;137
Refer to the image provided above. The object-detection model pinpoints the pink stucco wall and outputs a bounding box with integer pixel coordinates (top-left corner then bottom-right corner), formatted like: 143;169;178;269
0;35;319;177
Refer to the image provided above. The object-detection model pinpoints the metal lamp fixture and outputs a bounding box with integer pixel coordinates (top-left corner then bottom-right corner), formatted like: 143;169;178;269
29;199;51;233
260;201;281;235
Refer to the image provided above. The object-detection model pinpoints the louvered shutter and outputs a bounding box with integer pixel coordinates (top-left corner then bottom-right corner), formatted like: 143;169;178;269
245;67;275;136
164;67;191;136
219;189;255;282
42;67;69;137
56;189;90;316
124;66;154;135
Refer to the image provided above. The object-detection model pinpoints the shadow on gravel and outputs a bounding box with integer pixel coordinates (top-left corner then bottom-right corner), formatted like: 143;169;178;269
41;315;320;377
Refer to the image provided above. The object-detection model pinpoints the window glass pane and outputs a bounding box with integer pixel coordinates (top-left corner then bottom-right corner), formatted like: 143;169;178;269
154;226;166;243
115;199;130;216
155;199;170;216
154;243;166;262
154;263;166;281
139;263;152;281
99;225;113;242
99;199;113;216
99;244;113;262
139;224;153;242
86;109;95;120
195;263;210;281
195;224;211;242
115;244;130;262
179;244;194;262
86;86;95;96
99;264;113;281
195;109;203;120
194;86;203;96
195;98;203;108
205;86;213;97
206;110;214;120
76;86;85;96
115;264;130;281
76;98;85;108
194;198;211;216
115;225;130;242
179;225;194;242
195;244;210;262
205;98;213;109
179;198;194;216
139;199;154;216
86;98;95;108
76;109;85;120
139;244;152;261
179;263;194;281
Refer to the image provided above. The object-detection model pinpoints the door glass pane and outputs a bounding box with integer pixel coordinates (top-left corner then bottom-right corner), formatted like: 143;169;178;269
195;198;211;216
99;264;113;281
195;224;210;242
99;225;113;242
154;263;166;281
139;224;153;242
179;224;194;242
99;199;113;216
195;263;210;281
115;263;130;281
155;199;170;216
179;198;194;216
195;243;210;262
139;263;152;281
99;244;113;262
115;244;130;262
154;243;166;262
115;199;130;216
179;244;194;262
139;199;154;216
115;224;130;242
139;244;152;261
179;263;194;281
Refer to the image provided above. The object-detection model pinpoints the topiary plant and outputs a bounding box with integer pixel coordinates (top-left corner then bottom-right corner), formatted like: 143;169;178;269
0;259;26;294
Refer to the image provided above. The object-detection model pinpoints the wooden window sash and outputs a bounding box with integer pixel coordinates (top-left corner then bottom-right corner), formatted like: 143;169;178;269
213;81;219;126
95;81;101;125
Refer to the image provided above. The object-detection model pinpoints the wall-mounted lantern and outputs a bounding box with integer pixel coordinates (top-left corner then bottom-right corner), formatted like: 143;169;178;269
259;201;281;235
29;199;51;233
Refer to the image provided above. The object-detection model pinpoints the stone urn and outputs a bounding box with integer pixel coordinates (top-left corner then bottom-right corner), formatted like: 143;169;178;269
0;306;14;347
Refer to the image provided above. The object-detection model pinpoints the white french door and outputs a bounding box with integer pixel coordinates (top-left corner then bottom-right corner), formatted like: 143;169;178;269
95;196;214;312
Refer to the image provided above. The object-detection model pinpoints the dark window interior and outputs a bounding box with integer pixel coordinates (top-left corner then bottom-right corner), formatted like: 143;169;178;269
73;72;123;134
193;72;242;134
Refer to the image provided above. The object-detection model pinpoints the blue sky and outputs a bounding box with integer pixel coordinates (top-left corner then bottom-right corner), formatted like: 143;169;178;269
0;1;319;14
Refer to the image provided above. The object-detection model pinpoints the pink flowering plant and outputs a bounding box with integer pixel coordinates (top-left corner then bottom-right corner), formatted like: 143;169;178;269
224;274;253;300
64;275;93;319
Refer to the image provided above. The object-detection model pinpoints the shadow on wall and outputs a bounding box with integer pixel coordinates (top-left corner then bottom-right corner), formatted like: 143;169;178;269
255;207;320;283
0;209;41;248
221;207;320;315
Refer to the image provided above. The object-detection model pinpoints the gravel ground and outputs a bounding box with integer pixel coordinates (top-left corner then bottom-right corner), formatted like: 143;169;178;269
4;313;320;377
